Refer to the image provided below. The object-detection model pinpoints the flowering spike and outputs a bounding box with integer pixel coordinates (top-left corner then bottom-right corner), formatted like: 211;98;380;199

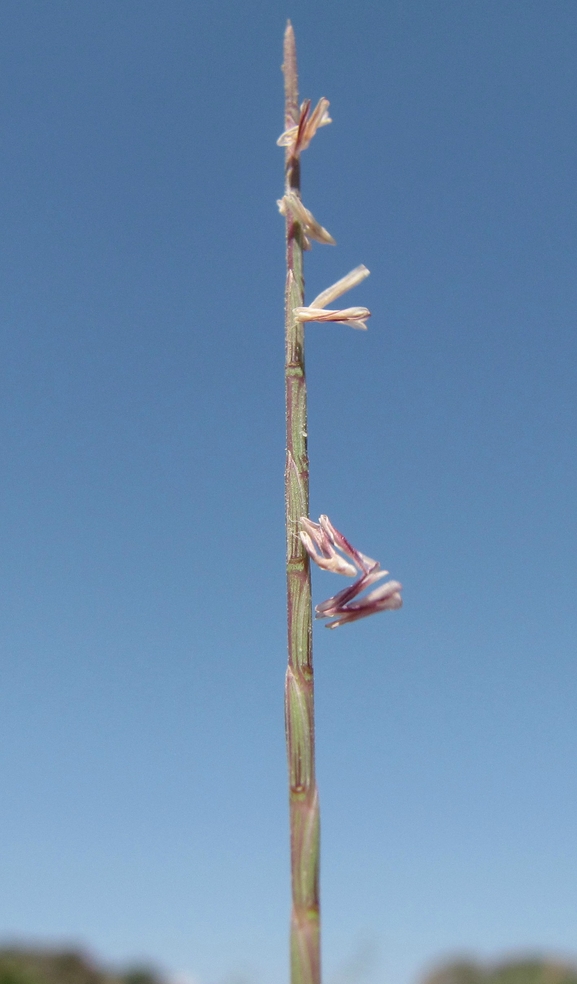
280;24;398;984
281;26;321;984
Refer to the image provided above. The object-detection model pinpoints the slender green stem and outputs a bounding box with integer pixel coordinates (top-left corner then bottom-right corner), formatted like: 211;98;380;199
282;22;321;984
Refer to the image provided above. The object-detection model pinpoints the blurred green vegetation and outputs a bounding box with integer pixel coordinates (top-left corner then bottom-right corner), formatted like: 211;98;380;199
423;958;577;984
1;947;577;984
0;949;163;984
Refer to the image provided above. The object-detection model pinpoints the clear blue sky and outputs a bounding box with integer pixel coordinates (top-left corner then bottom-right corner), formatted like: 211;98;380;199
1;3;576;984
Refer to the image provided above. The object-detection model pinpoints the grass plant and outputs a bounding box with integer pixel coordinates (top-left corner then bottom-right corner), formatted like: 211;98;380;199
280;24;319;984
279;23;402;984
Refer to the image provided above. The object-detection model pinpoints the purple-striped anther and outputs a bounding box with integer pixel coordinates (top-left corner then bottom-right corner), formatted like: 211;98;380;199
293;264;372;330
277;96;332;156
300;515;402;629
